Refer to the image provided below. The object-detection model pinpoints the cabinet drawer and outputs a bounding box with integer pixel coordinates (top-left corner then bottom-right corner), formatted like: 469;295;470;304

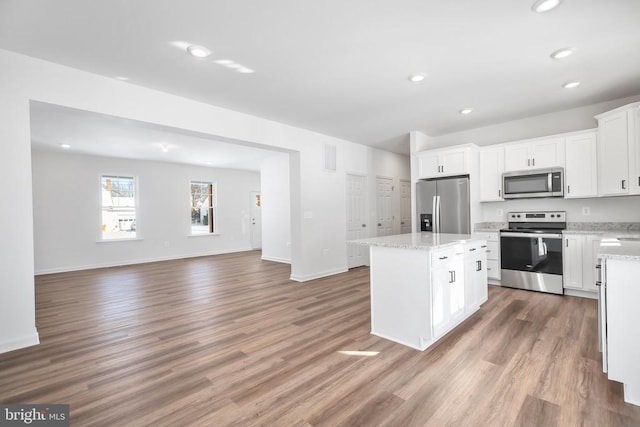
431;246;463;269
487;259;501;280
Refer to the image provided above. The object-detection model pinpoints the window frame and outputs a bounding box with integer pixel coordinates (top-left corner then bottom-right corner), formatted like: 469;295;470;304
189;180;217;236
99;174;140;241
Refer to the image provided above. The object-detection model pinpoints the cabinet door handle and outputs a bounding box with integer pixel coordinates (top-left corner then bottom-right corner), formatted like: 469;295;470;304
532;158;535;166
469;248;477;252
476;260;482;272
567;185;570;194
622;179;627;189
498;189;501;197
439;256;448;260
638;176;640;187
481;245;487;248
527;159;530;167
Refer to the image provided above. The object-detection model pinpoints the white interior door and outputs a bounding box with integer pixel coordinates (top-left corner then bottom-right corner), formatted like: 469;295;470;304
250;191;262;249
400;179;411;234
376;177;393;237
346;174;367;268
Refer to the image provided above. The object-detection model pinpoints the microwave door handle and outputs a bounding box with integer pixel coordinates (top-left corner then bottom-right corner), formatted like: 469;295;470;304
548;173;552;190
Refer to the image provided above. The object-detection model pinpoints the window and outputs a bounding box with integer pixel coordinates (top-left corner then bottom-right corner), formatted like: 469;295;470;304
101;175;137;240
190;181;216;234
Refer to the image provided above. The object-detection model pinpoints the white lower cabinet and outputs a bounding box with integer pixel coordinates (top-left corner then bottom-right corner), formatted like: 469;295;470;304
431;242;487;338
474;232;500;281
465;241;488;312
563;233;601;294
603;257;640;406
431;246;465;337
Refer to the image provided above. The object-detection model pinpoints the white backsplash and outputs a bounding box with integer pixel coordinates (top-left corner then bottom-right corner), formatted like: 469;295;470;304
482;195;640;223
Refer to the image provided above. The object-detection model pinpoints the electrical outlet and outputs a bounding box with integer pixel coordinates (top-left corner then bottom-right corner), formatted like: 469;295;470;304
497;208;503;218
582;207;591;216
323;249;329;256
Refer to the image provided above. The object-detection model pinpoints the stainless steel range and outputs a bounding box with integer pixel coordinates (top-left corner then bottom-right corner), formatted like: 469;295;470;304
500;211;566;295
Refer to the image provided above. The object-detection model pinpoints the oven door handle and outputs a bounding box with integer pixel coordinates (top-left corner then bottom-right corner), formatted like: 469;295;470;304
500;232;563;239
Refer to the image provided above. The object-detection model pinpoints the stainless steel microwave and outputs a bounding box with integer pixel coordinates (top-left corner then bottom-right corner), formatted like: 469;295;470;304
502;167;564;199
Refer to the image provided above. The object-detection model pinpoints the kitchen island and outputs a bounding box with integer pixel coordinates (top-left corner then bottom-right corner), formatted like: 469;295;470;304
598;233;640;406
352;232;488;351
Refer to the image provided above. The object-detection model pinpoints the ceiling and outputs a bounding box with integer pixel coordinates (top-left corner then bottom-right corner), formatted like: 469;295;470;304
30;102;281;171
2;0;640;155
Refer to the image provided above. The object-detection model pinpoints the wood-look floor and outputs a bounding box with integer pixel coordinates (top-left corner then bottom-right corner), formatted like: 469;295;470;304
1;251;640;426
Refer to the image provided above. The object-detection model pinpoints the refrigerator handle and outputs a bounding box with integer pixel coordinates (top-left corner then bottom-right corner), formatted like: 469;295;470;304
432;196;438;233
435;196;441;233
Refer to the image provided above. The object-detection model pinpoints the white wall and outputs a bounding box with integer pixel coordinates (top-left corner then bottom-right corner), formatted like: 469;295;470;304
31;150;261;273
0;48;410;352
482;196;640;223
260;153;292;263
424;94;640;149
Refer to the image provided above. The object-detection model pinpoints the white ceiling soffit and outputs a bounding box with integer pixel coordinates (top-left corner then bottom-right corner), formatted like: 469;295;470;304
29;102;282;171
3;0;640;155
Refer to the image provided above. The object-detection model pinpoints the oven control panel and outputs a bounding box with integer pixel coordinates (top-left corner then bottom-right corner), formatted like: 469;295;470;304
507;211;565;222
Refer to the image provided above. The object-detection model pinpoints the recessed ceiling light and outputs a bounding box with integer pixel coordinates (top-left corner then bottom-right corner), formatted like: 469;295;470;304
550;47;575;60
59;143;71;149
408;73;427;83
562;81;581;89
204;161;213;166
459;108;473;115
214;59;234;65
161;144;169;153
532;0;561;13
186;45;211;58
236;67;255;74
114;76;129;81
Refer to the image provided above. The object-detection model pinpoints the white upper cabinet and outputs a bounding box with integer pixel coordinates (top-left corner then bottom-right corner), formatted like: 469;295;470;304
596;103;640;196
417;146;471;179
631;105;640;194
418;152;440;178
565;131;598;198
479;146;504;202
504;137;565;172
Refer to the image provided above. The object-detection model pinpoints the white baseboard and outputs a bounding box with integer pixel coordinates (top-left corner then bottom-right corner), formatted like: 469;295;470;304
261;255;291;264
34;247;254;275
564;288;598;299
0;330;39;354
290;267;348;282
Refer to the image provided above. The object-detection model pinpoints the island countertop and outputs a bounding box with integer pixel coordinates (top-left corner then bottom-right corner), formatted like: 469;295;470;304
598;233;640;261
350;232;483;250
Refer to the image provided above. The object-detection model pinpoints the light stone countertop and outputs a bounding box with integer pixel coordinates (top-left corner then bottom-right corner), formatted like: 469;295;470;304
598;233;640;261
350;232;484;251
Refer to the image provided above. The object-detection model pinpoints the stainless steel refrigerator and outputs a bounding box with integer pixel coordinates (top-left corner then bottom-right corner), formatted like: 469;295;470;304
416;176;470;234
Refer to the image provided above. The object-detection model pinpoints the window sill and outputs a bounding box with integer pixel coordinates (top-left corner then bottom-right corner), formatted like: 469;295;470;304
96;238;143;243
188;233;220;238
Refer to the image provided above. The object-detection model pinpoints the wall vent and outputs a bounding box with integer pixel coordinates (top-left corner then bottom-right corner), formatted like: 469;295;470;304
323;144;337;172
